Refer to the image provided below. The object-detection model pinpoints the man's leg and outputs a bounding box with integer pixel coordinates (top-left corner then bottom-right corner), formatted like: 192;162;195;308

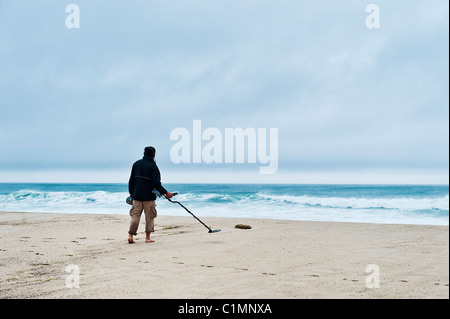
128;200;143;243
143;201;157;243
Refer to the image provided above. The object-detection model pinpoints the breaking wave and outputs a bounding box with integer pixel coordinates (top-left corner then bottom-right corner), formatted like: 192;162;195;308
0;184;448;225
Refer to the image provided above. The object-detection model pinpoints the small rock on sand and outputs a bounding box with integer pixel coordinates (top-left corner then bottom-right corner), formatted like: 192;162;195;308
235;224;252;230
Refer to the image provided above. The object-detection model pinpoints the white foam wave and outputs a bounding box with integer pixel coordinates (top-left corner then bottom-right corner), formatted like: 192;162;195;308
0;190;448;225
0;190;127;214
255;193;450;211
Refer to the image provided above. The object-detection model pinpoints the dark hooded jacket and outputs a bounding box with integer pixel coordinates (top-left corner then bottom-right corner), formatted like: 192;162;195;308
128;155;168;201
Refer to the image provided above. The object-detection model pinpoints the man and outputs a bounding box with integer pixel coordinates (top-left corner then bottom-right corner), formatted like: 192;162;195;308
128;146;172;244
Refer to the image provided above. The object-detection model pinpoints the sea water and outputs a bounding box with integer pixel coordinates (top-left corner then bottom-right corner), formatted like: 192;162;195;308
0;183;448;225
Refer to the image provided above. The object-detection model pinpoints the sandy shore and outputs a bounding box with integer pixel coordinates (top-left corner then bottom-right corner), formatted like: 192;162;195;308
0;211;448;299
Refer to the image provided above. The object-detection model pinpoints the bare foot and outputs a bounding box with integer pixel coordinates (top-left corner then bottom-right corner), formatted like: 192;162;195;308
128;235;135;244
145;238;155;243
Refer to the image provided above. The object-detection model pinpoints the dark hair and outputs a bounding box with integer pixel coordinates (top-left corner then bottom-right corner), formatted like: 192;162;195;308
144;146;156;157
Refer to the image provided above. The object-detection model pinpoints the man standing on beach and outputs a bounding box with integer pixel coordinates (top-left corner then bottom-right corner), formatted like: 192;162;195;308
128;146;172;244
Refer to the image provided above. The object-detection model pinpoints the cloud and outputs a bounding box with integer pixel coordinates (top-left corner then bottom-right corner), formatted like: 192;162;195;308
0;0;448;183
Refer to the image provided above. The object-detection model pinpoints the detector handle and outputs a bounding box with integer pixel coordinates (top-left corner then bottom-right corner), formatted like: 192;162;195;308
152;189;178;197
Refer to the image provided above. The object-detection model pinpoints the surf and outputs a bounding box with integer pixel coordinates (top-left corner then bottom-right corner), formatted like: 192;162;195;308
0;183;448;225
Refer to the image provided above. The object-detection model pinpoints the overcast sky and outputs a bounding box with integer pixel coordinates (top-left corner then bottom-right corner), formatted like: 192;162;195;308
0;0;448;184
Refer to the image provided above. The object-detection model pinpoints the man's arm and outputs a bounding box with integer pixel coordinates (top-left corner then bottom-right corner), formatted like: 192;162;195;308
152;165;169;197
128;164;135;196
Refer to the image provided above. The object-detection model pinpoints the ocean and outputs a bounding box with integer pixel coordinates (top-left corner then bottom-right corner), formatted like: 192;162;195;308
0;183;448;226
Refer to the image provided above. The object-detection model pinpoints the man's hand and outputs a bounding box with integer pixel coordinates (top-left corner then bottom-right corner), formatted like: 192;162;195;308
165;192;173;199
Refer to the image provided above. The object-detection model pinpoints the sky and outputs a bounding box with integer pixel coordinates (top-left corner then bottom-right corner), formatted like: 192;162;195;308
0;0;448;184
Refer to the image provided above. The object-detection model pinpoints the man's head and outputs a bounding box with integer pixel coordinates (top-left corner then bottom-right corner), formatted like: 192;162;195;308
144;146;156;158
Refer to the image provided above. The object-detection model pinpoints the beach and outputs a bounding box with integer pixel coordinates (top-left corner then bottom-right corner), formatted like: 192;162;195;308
0;211;448;299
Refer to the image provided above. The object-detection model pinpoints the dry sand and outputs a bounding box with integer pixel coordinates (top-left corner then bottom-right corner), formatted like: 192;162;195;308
0;211;448;299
